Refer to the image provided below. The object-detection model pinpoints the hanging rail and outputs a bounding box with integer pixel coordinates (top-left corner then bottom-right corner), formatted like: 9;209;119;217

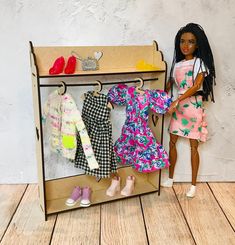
40;77;158;87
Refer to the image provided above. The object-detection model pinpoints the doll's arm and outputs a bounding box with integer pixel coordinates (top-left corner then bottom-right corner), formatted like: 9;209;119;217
168;73;204;114
178;73;204;101
165;77;175;93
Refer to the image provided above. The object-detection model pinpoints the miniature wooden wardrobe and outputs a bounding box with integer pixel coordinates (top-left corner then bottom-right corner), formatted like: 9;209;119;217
30;41;167;221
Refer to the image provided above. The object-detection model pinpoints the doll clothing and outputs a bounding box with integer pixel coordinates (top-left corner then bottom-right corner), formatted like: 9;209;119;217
108;84;172;173
74;91;117;178
42;90;98;170
169;57;208;142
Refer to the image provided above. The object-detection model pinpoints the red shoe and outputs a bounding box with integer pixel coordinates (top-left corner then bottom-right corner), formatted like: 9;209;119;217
64;56;77;74
49;56;65;75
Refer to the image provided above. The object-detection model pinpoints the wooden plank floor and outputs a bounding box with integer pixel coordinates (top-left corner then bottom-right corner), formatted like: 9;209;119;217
0;183;234;245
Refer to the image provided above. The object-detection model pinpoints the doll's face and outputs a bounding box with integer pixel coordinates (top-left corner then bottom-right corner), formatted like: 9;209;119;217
180;32;197;60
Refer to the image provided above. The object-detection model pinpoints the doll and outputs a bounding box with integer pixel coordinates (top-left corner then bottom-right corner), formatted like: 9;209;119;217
162;23;216;197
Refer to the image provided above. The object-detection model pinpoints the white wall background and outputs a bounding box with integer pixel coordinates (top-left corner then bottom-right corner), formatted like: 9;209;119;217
0;0;235;183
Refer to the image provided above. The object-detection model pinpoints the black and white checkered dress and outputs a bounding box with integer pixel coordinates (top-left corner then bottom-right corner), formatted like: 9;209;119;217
74;91;117;178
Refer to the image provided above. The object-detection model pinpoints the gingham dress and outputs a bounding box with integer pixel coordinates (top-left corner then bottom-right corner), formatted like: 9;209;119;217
74;91;117;178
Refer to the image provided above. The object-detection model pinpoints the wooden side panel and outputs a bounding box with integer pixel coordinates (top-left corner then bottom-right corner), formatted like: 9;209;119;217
174;183;235;245
147;171;160;188
101;197;148;245
148;71;166;142
0;185;27;240
141;188;195;245
0;185;56;245
153;41;166;71
30;50;46;215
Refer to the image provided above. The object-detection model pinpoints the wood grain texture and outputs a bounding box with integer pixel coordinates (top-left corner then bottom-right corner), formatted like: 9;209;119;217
0;185;27;240
51;205;100;245
208;182;235;230
0;185;56;245
174;183;235;245
141;188;195;245
101;197;148;245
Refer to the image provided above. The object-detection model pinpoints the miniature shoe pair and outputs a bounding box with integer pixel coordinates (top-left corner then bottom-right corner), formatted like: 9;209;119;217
65;186;91;207
106;175;135;197
161;178;196;198
49;56;76;75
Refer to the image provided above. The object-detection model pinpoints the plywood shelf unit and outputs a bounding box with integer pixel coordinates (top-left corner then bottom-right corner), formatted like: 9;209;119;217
30;41;167;221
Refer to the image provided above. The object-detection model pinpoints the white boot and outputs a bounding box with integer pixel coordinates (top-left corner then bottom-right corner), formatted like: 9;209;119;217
186;185;196;198
161;178;174;187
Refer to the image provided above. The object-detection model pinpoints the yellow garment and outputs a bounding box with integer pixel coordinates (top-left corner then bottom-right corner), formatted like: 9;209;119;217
136;60;159;71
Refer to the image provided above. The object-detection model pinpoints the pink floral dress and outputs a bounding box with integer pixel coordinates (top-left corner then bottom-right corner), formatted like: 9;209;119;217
169;58;208;142
108;84;172;173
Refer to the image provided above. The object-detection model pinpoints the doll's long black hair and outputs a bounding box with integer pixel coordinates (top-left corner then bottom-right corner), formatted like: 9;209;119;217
170;23;216;102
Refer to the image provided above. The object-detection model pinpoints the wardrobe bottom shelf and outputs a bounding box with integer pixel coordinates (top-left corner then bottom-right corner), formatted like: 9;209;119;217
43;166;160;215
46;180;158;214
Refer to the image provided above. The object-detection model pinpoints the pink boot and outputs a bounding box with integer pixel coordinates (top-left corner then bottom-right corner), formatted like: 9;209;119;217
121;176;135;196
106;176;121;197
65;186;82;206
80;186;92;207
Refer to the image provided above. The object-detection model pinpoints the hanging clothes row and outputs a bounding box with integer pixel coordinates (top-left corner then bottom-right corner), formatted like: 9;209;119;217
41;78;172;178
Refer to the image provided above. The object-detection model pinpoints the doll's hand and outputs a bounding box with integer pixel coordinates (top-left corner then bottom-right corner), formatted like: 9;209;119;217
168;99;179;114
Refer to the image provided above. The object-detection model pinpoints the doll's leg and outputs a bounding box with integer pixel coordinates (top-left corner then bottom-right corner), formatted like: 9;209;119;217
169;133;179;178
190;139;199;186
161;133;178;187
186;139;199;198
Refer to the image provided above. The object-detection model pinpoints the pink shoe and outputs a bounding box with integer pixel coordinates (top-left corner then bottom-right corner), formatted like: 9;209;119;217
106;176;121;197
65;186;82;206
121;176;135;196
80;187;92;207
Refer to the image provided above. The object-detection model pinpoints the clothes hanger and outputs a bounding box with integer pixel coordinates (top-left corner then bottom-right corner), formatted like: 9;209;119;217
93;80;102;96
135;77;145;94
92;80;113;109
58;81;67;95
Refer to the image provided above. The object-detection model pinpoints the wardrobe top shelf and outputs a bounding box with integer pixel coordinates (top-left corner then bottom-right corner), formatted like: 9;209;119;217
30;41;166;77
37;68;165;78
